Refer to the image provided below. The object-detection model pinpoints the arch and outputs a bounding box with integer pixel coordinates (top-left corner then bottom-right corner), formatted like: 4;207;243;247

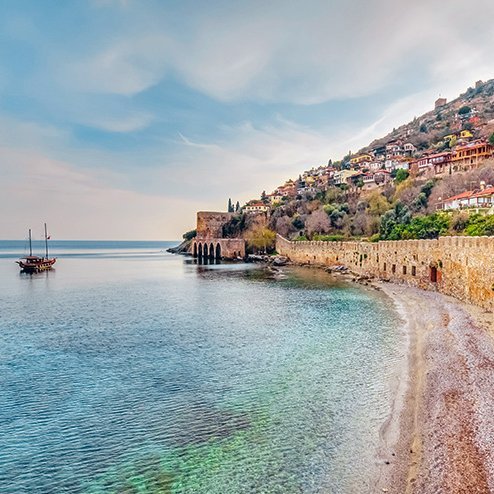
203;243;208;258
209;243;215;259
198;243;203;257
216;243;222;260
193;243;197;258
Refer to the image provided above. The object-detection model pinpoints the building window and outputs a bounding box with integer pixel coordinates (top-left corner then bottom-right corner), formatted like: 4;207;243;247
383;262;387;272
392;264;396;274
412;266;416;276
403;265;407;275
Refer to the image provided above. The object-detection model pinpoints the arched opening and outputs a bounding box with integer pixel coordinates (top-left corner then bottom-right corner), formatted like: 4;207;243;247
209;243;214;259
203;243;209;258
193;243;197;258
216;243;221;259
198;243;203;257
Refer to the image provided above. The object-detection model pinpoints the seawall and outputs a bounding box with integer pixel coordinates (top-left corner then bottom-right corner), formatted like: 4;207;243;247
276;234;494;311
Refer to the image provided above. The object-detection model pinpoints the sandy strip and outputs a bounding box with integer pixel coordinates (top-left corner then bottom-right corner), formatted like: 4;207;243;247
375;283;494;494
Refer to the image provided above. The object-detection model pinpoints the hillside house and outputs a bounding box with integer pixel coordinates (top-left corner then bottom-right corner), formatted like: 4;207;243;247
410;152;452;176
350;154;372;166
332;169;361;186
442;190;476;210
451;141;494;171
244;202;270;213
442;186;494;210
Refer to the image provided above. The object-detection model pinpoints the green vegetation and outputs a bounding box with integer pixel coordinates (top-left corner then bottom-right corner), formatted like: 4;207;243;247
381;210;450;240
463;214;494;236
458;105;472;115
245;226;276;253
268;162;494;242
183;229;197;241
489;132;494;146
394;169;409;183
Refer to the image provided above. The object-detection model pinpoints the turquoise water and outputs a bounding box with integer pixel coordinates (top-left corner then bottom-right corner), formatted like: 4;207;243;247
0;241;404;493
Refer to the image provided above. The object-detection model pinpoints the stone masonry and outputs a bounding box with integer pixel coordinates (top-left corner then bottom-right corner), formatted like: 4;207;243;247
276;235;494;311
191;212;246;260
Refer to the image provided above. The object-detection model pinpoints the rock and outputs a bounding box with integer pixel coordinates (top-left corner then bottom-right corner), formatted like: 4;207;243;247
272;256;288;266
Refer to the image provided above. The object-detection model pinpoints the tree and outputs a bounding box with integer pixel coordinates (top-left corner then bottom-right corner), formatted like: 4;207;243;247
228;198;234;212
395;169;409;183
489;133;494;146
183;229;197;241
261;190;267;203
380;202;411;240
306;209;331;238
419;123;428;133
458;105;471;115
449;136;457;148
235;201;240;212
245;227;276;253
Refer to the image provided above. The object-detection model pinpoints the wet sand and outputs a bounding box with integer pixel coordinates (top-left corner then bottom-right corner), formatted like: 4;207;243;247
376;284;494;494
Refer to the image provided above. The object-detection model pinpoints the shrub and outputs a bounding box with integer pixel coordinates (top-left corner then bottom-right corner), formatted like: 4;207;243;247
395;169;409;184
464;214;494;236
183;229;197;241
458;105;471;115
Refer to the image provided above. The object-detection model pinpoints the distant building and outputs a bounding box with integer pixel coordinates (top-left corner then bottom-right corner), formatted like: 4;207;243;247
244;202;270;213
442;186;494;210
451;141;494;171
410;152;452;176
435;97;447;109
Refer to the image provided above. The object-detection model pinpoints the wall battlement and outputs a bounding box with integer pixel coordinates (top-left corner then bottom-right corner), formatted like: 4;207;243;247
276;235;494;310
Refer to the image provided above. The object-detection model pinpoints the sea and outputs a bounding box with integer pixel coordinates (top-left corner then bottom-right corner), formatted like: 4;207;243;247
0;240;405;494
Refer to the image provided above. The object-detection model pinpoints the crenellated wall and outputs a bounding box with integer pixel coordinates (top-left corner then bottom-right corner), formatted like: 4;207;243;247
276;235;494;310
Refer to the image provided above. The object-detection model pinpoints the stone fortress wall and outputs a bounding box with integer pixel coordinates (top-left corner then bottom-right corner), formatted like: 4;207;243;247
191;212;246;259
276;235;494;310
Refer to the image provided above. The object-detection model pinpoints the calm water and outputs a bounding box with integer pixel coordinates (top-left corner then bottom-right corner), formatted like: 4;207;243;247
0;241;405;494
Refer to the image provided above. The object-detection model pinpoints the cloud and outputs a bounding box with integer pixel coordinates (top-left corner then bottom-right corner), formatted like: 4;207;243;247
61;35;171;96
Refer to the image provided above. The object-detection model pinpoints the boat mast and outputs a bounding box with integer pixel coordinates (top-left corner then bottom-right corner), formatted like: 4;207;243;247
44;223;49;259
29;229;32;257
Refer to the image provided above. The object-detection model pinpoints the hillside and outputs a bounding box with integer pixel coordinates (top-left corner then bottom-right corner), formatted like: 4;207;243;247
189;80;494;253
362;79;494;154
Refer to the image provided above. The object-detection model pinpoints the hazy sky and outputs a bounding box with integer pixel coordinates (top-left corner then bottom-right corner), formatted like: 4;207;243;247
1;0;494;239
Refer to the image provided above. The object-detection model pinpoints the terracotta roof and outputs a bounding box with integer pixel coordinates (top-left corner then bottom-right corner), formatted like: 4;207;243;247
471;186;494;198
443;190;476;202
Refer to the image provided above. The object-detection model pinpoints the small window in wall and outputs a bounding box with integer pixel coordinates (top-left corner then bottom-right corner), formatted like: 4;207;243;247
403;265;407;275
392;264;396;274
430;266;438;283
412;266;416;276
383;262;387;272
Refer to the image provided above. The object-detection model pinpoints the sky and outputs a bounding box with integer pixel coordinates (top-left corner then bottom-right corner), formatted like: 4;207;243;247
1;0;494;240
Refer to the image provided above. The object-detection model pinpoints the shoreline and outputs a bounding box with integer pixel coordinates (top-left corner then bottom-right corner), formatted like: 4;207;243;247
280;261;494;492
374;282;494;493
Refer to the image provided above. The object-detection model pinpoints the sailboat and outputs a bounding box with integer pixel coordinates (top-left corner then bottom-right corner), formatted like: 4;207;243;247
16;224;57;273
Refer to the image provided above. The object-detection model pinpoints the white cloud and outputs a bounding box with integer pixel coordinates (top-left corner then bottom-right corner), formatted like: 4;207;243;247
57;0;494;105
61;35;171;96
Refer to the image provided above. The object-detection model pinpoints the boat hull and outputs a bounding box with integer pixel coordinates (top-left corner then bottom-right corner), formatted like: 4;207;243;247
17;258;56;273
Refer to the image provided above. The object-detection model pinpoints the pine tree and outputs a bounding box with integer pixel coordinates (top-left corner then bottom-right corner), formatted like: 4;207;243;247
236;201;240;212
228;198;233;212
